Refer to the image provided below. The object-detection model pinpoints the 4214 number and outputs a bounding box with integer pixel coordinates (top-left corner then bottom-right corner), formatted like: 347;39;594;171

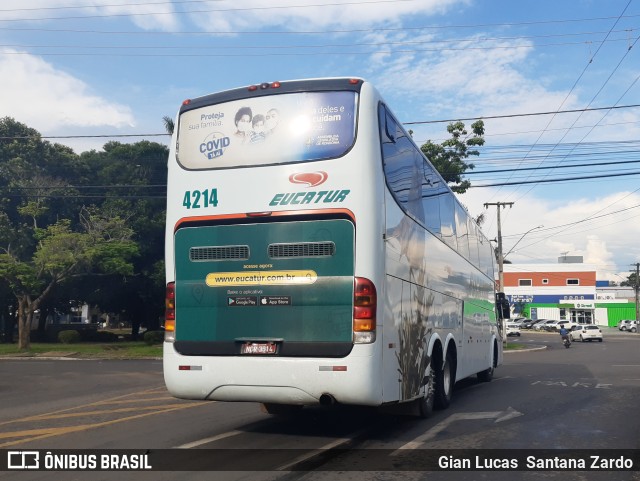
183;188;219;209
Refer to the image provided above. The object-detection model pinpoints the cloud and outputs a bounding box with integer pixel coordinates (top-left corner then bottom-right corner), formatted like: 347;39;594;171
458;187;640;277
0;49;135;133
0;0;180;31
186;0;465;31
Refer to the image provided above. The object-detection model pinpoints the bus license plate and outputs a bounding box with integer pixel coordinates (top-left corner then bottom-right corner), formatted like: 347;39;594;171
241;342;277;355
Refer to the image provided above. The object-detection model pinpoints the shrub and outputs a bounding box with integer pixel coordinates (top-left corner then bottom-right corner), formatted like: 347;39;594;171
83;330;120;343
143;330;165;346
58;330;81;344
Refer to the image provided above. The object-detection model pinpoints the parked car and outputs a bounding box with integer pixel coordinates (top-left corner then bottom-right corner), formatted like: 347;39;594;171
520;319;537;329
507;318;527;328
570;324;603;342
618;320;637;332
547;320;576;332
529;319;546;330
505;323;521;337
534;320;556;331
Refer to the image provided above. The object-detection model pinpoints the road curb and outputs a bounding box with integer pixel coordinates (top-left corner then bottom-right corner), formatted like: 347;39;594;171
0;356;163;361
504;346;548;353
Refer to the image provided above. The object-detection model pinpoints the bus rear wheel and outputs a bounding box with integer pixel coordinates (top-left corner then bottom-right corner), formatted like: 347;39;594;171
434;351;455;409
478;345;497;382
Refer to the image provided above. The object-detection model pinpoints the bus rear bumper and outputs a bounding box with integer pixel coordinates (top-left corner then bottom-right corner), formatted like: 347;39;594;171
163;342;379;407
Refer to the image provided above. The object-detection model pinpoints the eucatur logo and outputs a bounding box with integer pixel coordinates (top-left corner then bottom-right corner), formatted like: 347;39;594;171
288;171;328;187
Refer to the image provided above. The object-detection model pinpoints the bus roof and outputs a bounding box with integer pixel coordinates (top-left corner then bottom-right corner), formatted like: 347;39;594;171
180;77;366;114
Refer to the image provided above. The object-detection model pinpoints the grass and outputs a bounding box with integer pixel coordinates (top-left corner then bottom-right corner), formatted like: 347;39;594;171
0;341;162;359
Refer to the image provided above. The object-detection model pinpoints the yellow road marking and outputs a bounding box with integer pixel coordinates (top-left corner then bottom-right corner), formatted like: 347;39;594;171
4;403;199;423
0;385;170;426
0;402;210;448
92;396;175;405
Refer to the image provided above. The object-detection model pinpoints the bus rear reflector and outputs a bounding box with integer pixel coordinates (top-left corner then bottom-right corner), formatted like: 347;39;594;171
165;282;176;342
353;277;376;343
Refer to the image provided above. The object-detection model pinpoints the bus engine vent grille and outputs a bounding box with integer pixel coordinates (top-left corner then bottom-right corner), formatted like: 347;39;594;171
190;245;250;261
268;242;335;258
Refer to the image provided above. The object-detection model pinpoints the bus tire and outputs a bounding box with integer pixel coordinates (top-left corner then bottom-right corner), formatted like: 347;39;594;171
477;365;494;382
417;366;435;418
434;351;455;409
478;344;497;382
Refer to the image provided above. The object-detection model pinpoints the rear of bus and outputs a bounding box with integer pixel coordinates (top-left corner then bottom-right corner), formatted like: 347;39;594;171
163;79;385;407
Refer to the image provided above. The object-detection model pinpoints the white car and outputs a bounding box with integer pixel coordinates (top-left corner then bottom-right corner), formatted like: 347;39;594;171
546;320;575;332
618;320;637;332
505;323;521;337
534;320;556;331
570;325;603;342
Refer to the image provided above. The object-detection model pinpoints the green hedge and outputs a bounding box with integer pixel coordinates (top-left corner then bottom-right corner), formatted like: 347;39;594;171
58;330;81;344
143;330;165;346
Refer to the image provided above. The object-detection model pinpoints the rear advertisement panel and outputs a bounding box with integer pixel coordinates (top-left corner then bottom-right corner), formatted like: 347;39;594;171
177;91;358;169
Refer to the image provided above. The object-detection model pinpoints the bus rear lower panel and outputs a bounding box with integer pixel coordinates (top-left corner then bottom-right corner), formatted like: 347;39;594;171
165;217;382;405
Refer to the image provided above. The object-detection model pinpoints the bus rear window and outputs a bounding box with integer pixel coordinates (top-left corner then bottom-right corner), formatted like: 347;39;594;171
176;91;358;169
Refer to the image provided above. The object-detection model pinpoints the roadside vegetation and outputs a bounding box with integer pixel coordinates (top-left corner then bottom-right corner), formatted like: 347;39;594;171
0;340;162;359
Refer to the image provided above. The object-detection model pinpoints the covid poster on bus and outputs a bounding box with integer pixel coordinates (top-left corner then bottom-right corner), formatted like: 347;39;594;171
177;91;357;169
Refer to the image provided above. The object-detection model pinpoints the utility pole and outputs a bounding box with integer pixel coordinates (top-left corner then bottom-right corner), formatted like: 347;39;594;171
484;202;514;292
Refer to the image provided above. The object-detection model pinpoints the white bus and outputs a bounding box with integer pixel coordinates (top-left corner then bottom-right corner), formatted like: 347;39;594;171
164;77;502;417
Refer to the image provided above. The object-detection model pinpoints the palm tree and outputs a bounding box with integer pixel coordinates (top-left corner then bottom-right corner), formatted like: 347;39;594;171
162;116;174;135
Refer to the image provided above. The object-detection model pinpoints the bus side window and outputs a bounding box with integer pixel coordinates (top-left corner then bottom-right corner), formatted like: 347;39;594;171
379;103;396;144
467;218;480;267
421;159;442;237
380;104;424;226
455;203;470;260
384;109;396;143
439;192;457;251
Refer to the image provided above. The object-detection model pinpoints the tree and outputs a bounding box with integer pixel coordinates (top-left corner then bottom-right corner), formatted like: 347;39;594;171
79;140;168;338
162;116;174;135
419;120;485;194
621;273;638;287
0;213;137;350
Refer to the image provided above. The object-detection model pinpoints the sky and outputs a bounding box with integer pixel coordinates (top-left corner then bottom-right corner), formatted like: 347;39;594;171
1;0;639;283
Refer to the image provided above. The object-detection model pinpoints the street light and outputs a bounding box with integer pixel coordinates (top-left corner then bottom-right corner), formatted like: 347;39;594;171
504;225;544;260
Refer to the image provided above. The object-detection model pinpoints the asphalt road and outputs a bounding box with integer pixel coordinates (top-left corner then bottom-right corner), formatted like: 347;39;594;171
1;329;639;481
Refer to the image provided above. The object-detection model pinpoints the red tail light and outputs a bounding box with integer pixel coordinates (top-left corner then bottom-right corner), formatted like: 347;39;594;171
165;282;175;323
165;282;176;342
353;277;376;332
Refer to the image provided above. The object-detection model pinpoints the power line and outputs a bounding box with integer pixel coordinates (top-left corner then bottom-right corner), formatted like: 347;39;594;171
483;0;633;202
2;103;639;141
464;158;640;175
0;0;224;12
1;10;638;30
0;133;170;140
2;169;639;193
404;103;640;125
0;0;412;22
5;38;635;57
469;170;640;188
5;31;635;52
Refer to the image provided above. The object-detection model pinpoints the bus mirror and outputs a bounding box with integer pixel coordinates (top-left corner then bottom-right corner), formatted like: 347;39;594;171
495;292;510;320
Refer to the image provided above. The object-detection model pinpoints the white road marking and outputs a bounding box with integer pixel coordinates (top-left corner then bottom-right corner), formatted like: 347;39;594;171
175;430;243;448
393;407;523;452
276;429;367;471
